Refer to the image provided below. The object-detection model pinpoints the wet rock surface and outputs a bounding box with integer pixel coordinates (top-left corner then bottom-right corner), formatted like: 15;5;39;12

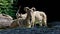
0;21;60;34
0;27;60;34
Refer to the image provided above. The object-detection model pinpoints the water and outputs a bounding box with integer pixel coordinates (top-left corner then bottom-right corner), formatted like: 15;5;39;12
0;21;60;34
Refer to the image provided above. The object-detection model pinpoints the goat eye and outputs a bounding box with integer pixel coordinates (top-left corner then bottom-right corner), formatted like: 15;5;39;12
27;9;29;10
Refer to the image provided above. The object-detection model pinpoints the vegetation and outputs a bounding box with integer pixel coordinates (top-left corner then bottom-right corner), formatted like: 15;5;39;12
0;0;18;19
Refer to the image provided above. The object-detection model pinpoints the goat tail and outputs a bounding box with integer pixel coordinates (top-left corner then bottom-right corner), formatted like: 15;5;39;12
41;12;47;27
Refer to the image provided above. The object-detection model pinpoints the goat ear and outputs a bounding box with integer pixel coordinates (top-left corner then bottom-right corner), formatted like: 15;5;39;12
24;7;29;12
31;7;36;11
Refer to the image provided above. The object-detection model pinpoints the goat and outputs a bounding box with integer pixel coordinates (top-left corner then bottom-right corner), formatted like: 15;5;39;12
31;7;47;27
12;7;34;28
16;7;47;27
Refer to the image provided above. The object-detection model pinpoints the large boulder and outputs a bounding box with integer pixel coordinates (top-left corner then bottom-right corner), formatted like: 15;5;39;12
0;14;13;28
0;14;13;20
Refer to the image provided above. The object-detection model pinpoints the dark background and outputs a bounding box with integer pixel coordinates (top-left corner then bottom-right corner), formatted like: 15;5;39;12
17;0;60;23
